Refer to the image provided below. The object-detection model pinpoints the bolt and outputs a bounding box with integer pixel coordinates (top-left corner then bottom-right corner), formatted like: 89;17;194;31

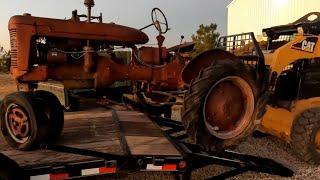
212;126;220;131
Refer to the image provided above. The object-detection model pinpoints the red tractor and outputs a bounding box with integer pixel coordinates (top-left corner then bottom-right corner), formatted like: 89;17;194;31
1;0;260;152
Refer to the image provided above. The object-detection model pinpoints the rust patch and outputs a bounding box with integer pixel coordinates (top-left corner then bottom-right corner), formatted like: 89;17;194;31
205;81;245;131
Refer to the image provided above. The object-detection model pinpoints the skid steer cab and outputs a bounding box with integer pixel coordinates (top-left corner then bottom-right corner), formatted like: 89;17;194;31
0;0;267;154
180;12;320;163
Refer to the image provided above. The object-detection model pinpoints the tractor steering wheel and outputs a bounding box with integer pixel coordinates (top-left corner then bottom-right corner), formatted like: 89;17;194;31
151;8;169;34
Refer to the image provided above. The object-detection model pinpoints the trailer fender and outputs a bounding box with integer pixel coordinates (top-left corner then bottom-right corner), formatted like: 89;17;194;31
182;49;238;84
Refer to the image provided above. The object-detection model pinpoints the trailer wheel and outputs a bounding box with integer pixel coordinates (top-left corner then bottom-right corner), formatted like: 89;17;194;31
34;90;64;142
291;108;320;164
0;92;46;150
181;60;258;150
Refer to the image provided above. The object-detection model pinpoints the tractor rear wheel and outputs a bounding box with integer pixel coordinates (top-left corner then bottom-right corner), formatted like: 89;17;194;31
181;59;258;150
291;108;320;164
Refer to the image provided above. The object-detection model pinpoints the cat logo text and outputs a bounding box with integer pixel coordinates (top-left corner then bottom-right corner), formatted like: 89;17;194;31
291;37;318;53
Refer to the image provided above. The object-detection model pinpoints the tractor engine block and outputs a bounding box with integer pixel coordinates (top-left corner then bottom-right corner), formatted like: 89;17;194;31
8;13;185;91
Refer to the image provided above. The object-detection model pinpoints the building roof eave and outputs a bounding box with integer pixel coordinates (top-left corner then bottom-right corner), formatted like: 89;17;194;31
227;0;237;8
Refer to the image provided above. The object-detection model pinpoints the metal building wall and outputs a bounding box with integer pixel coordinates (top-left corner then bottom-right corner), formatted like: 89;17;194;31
227;0;320;40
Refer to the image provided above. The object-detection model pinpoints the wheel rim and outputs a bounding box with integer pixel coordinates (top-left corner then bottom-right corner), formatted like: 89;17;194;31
316;130;320;152
5;103;31;144
203;76;255;140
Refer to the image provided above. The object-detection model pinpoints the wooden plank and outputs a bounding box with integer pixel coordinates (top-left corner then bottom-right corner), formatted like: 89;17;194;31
125;136;180;156
116;114;151;123
116;111;181;156
64;109;112;120
120;121;164;137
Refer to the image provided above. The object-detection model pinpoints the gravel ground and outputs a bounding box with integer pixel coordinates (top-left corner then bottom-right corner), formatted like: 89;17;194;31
194;136;320;180
0;74;319;179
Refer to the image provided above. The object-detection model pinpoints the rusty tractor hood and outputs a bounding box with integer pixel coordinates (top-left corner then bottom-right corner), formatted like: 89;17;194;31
9;15;149;46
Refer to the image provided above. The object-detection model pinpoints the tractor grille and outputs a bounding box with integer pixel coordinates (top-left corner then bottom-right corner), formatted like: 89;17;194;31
9;29;18;68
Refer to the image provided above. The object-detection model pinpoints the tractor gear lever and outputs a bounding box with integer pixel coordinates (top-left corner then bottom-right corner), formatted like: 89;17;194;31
177;35;185;54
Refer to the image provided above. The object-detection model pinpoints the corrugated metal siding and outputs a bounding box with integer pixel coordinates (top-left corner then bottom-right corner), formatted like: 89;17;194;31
227;0;320;39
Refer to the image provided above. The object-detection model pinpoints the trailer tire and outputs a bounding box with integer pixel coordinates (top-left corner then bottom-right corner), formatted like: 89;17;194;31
291;108;320;164
34;90;64;142
0;92;46;150
181;59;258;151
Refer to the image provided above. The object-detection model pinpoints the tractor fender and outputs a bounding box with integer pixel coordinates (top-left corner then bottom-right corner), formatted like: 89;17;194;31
182;49;238;85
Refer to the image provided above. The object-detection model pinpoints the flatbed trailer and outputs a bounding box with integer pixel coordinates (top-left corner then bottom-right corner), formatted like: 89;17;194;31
0;105;294;180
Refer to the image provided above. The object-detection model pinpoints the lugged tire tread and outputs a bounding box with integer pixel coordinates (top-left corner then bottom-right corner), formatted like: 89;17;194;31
181;59;259;151
291;108;320;164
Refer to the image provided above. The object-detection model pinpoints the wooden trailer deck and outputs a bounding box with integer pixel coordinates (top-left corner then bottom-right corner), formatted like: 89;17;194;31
0;107;181;169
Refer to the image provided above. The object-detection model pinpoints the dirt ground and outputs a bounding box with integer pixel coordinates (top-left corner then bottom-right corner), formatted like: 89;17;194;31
0;73;16;100
0;74;319;179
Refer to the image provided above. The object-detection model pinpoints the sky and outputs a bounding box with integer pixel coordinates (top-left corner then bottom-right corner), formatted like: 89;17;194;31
0;0;232;50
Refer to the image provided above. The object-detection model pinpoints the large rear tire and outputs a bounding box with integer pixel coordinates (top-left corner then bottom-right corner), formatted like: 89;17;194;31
181;59;259;150
291;108;320;164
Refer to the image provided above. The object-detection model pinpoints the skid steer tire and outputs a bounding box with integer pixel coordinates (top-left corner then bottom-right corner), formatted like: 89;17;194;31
291;108;320;164
34;90;64;142
181;59;259;151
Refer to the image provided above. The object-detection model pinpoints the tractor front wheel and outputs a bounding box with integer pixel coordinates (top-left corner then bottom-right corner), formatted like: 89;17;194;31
291;108;320;164
0;92;44;150
0;91;64;150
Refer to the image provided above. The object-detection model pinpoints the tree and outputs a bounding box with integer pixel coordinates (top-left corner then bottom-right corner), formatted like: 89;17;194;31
0;46;11;73
191;23;220;57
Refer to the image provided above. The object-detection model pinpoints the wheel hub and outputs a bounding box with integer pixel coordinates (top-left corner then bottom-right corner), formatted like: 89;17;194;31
5;104;31;144
203;76;254;140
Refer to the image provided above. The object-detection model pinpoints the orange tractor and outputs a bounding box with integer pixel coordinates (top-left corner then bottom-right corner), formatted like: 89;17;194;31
1;0;261;152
